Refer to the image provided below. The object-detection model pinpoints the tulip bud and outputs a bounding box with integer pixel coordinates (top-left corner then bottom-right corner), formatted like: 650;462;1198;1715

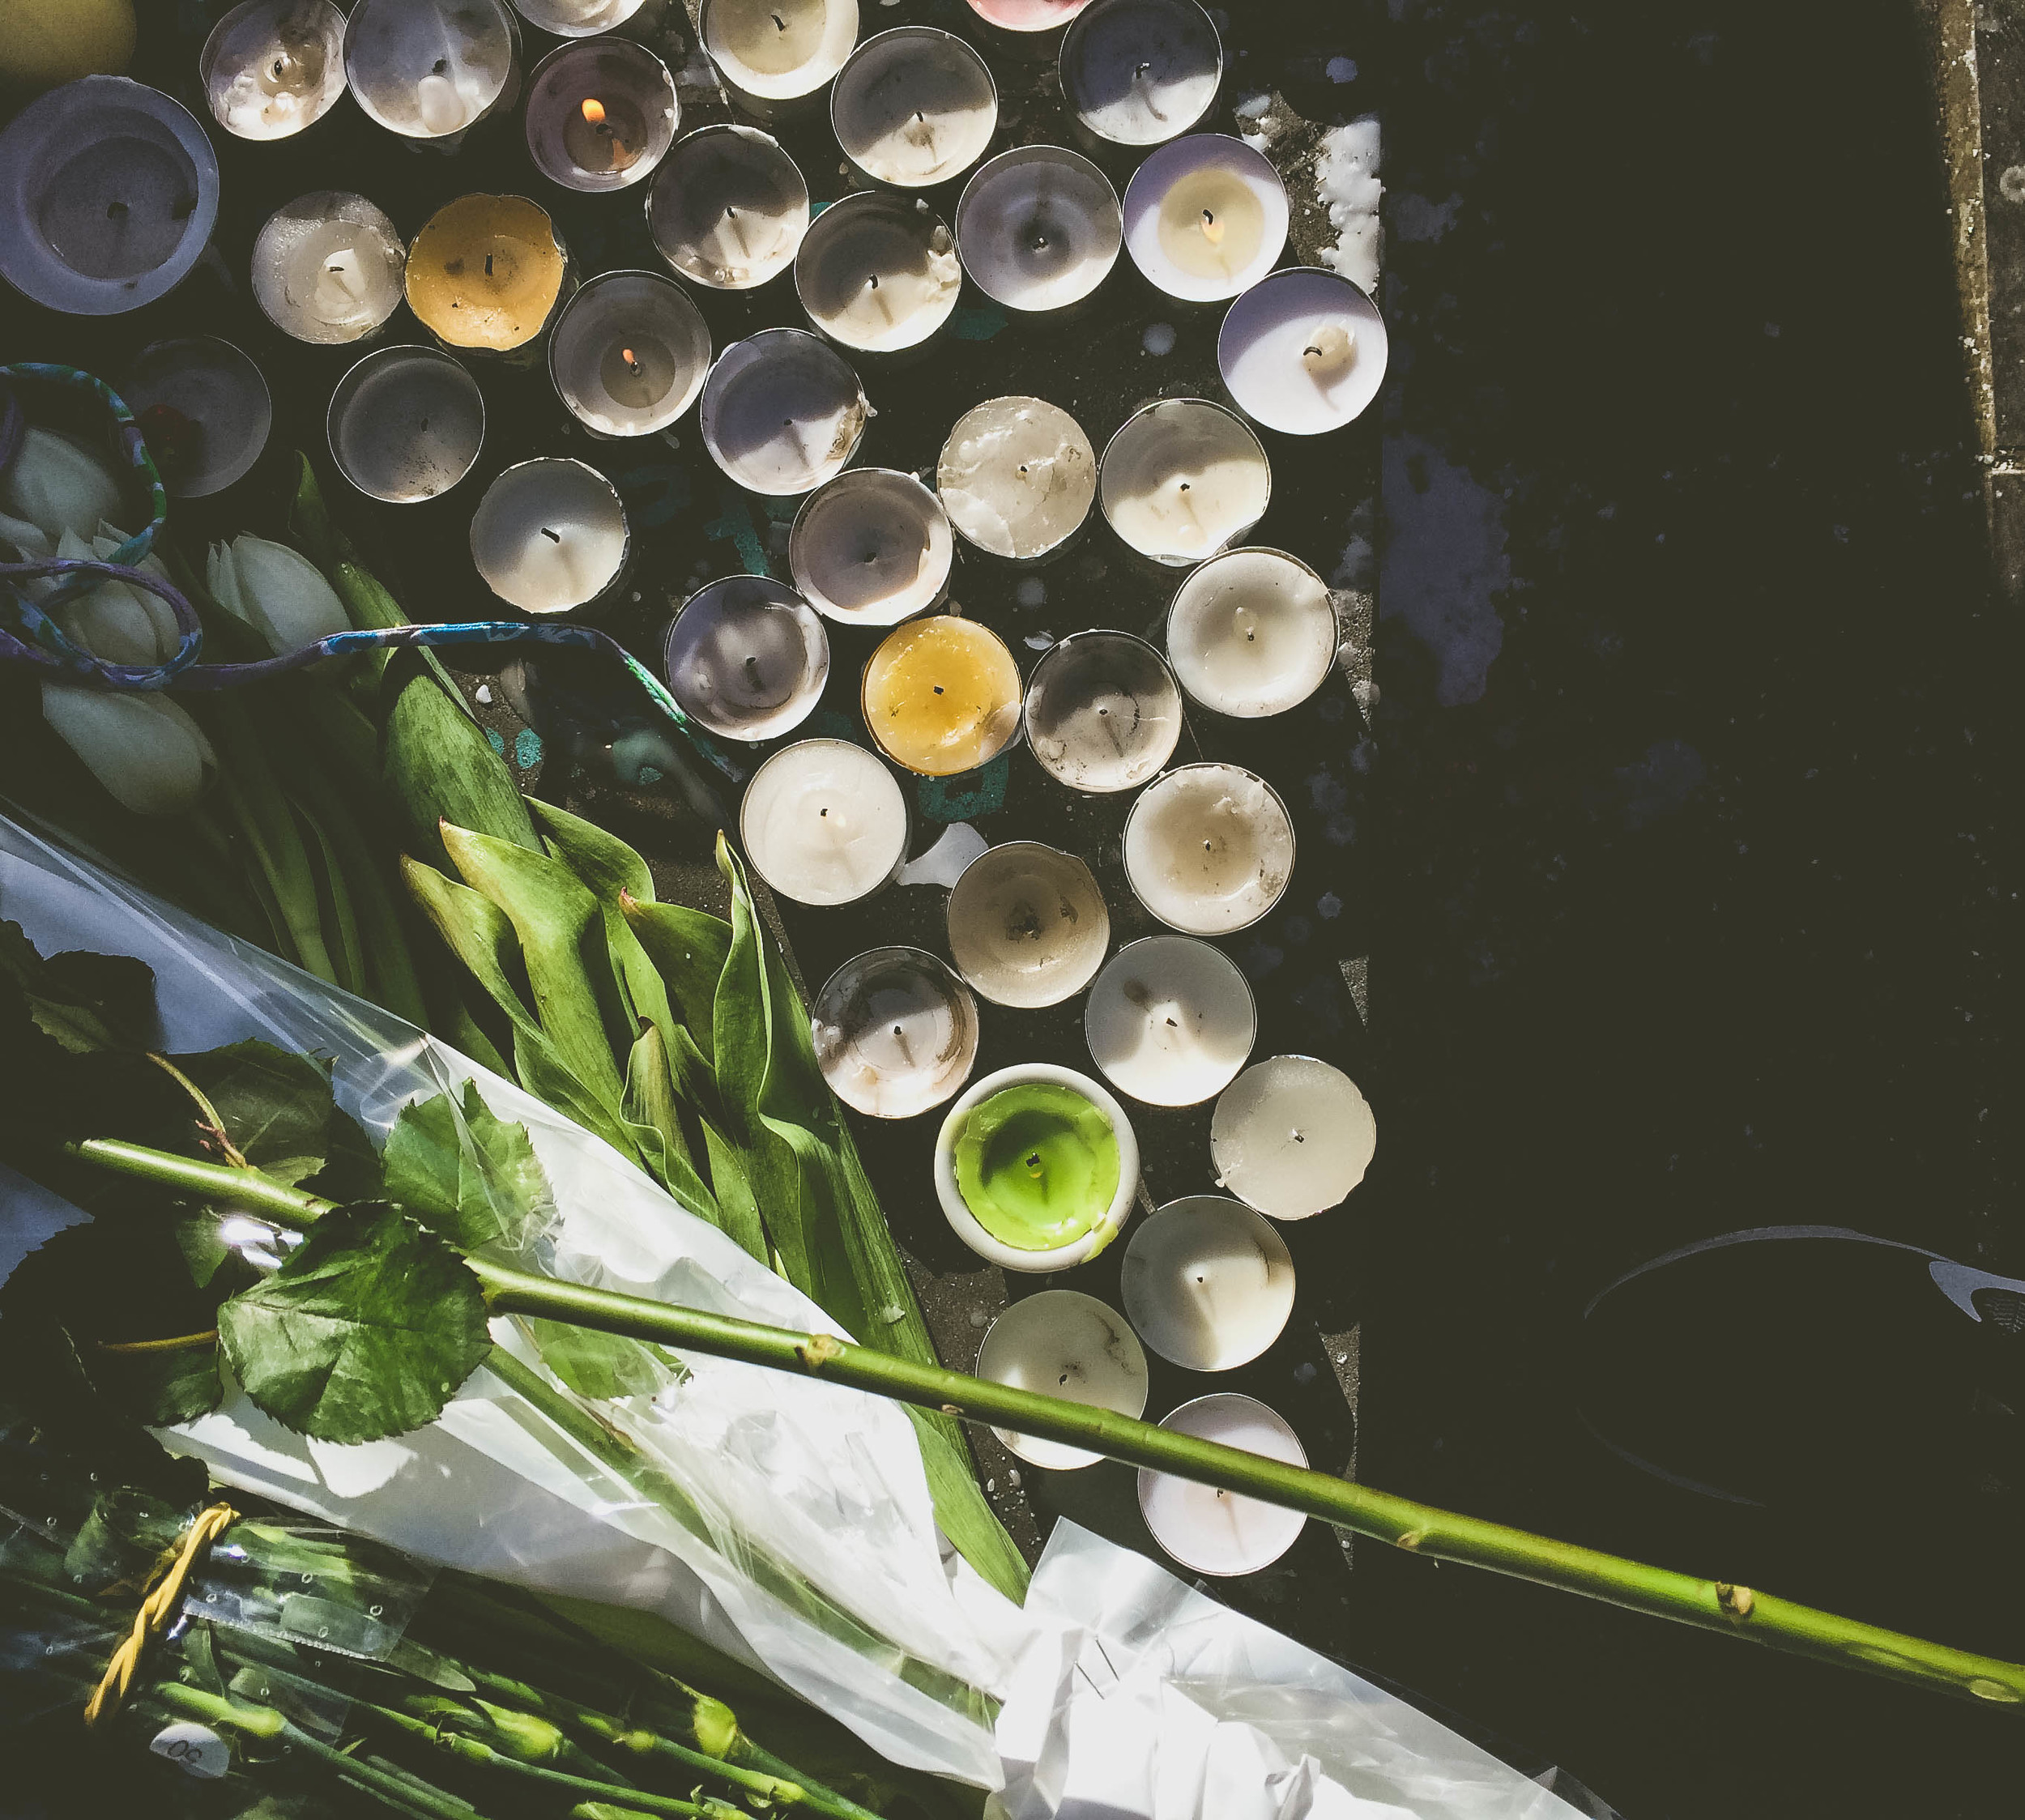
207;534;350;656
30;527;181;667
0;428;126;560
40;683;217;816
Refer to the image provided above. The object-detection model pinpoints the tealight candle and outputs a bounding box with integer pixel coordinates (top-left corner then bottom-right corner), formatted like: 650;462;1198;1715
812;945;978;1118
954;145;1121;315
0;77;220;317
790;468;953;626
1167;546;1336;718
407;194;570;357
1085;935;1255;1106
1099;397;1270;567
977;1290;1149;1469
122;338;271;501
947;841;1109;1009
862;616;1023;777
327;345;486;504
697;329;868;497
549;270;711;438
1023;629;1181;795
1120;1196;1294;1370
1137;1393;1307;1575
740;738;909;906
832;28;998;190
470;458;629;616
1123;761;1293;934
648;126;810;291
200;0;347;141
965;0;1094;35
510;0;646;36
937;396;1096;562
1059;0;1221;147
525;39;677;193
701;0;859;116
1210;1055;1376;1219
663;574;829;741
1217;265;1390;436
1122;134;1287;303
343;0;518;145
253;193;406;347
795;191;961;355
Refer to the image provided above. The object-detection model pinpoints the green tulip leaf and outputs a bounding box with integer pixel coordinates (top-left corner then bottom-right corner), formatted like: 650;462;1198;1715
529;798;656;905
621;897;731;1065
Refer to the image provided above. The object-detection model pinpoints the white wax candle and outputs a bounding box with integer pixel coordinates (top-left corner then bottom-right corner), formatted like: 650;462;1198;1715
1085;934;1255;1106
0;78;220;318
470;459;629;616
1120;1196;1294;1370
1211;1055;1375;1219
1167;546;1336;718
698;329;868;497
740;738;909;906
1099;397;1270;567
510;0;646;36
550;271;712;438
795;191;961;354
327;344;486;503
812;946;978;1118
254;193;406;347
1123;761;1293;935
1059;0;1221;147
702;0;859;112
833;28;997;189
977;1290;1149;1470
947;841;1110;1008
663;575;829;741
122;338;272;501
937;396;1096;561
954;145;1121;313
1218;265;1390;436
1023;629;1181;794
966;0;1093;30
525;40;679;194
649;126;809;291
1122;134;1287;303
1137;1393;1307;1575
790;468;953;626
343;0;518;142
201;0;347;141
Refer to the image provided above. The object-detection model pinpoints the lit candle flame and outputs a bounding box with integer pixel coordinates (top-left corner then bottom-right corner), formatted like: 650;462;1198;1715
621;346;640;373
582;97;607;128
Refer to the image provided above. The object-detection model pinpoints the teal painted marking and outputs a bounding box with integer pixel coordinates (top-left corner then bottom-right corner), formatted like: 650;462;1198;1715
637;765;664;784
514;727;544;769
702;483;771;575
811;709;863;743
952;302;1008;341
918;754;1009;822
485;728;506;757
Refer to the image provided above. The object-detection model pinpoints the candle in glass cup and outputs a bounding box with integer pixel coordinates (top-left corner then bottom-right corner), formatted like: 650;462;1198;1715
1137;1393;1307;1575
938;396;1096;562
862;616;1023;777
1121;1196;1294;1370
790;468;953;626
1059;0;1221;148
1123;134;1287;303
509;0;646;35
1023;629;1180;795
740;738;909;906
1167;546;1336;718
1085;934;1255;1106
200;0;347;141
663;574;829;742
955;146;1121;315
977;1290;1149;1470
328;345;485;504
648;125;810;291
832;27;997;190
1212;1055;1376;1220
343;0;518;144
947;841;1109;1009
1099;397;1270;567
525;40;677;193
253;193;406;347
1123;761;1293;934
1218;265;1390;436
795;191;961;355
701;0;859;115
470;458;629;616
406;194;569;356
697;328;868;497
122;339;271;501
812;946;978;1118
549;270;711;438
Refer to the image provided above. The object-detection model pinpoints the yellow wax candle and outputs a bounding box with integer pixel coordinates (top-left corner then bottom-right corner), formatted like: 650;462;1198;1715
406;194;568;353
1155;165;1267;283
863;615;1022;777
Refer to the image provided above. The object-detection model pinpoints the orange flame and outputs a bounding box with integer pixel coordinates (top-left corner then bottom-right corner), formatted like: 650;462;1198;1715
581;97;607;127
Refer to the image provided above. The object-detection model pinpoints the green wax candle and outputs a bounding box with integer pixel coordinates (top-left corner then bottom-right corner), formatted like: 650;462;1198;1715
953;1083;1122;1252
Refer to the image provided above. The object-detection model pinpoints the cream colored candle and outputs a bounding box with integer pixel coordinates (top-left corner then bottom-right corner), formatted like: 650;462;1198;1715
977;1290;1149;1469
326;345;485;503
1023;629;1181;795
862;616;1023;777
1121;1196;1294;1370
663;574;829;741
937;396;1096;561
701;0;859;113
122;337;271;501
470;459;629;616
1137;1394;1307;1575
1099;396;1270;566
510;0;646;35
253;193;405;347
648;126;809;291
954;145;1121;314
1217;265;1390;436
524;39;677;193
1123;761;1293;934
1167;546;1336;717
740;738;909;906
548;270;711;437
795;190;961;354
406;194;569;356
343;0;518;143
1085;934;1255;1106
697;329;868;497
1123;134;1287;302
812;946;978;1118
947;841;1109;1008
1211;1055;1375;1220
832;27;997;189
790;468;953;626
1059;0;1221;148
201;0;347;141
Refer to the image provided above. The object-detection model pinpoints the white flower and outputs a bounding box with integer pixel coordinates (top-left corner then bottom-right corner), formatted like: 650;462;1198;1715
0;428;126;560
40;684;217;816
207;533;350;655
32;527;181;668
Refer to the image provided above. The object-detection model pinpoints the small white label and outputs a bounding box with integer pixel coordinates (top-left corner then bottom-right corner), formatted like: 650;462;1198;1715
149;1721;229;1780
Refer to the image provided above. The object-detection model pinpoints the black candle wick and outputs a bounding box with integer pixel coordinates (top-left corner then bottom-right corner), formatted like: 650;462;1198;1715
541;527;561;543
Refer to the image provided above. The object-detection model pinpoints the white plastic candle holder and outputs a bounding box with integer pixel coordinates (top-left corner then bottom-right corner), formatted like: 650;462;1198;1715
1137;1392;1308;1575
549;270;712;439
647;125;811;291
1098;396;1271;569
343;0;520;147
1085;934;1256;1106
701;0;859;117
662;573;829;742
812;945;979;1119
327;345;485;504
122;339;272;501
1121;133;1287;303
790;468;953;626
1166;545;1338;718
1120;1196;1293;1370
740;738;910;906
1217;265;1390;436
525;39;679;194
470;458;630;617
253;193;407;347
795;190;961;356
947;841;1111;1009
1023;629;1182;795
697;329;869;497
1059;0;1221;150
954;145;1122;316
1210;1054;1376;1219
200;0;348;141
832;26;998;190
978;1290;1149;1469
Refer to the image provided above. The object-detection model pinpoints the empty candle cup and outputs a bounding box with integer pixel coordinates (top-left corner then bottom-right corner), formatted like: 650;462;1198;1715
938;396;1097;562
740;737;909;906
327;345;485;503
526;39;677;193
977;1290;1149;1468
1211;1054;1376;1219
1085;934;1256;1106
698;328;868;497
701;0;859;117
550;270;711;438
812;946;978;1118
1059;0;1221;148
201;0;347;140
832;27;997;190
1167;546;1337;717
648;126;810;290
1138;1393;1307;1575
1123;133;1287;303
790;468;953;625
795;190;961;355
1024;629;1181;794
1218;265;1390;435
470;458;629;616
343;0;519;145
122;338;271;501
863;615;1024;777
1121;1196;1294;1370
407;194;570;357
663;574;829;741
1100;396;1271;567
253;193;406;346
510;0;647;36
955;146;1122;315
947;841;1110;1009
1123;761;1294;934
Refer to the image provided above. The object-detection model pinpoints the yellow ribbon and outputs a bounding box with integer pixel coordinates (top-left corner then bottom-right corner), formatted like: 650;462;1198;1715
83;1502;239;1728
